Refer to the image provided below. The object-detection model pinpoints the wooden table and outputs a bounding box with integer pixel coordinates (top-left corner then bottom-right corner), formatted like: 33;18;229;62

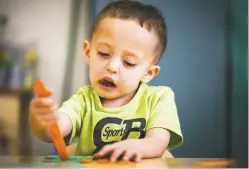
0;156;236;168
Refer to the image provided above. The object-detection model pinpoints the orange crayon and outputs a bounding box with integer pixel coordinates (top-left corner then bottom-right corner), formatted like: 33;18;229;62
34;80;69;160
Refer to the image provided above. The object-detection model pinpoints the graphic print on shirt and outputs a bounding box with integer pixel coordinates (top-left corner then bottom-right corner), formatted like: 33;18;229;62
93;117;146;154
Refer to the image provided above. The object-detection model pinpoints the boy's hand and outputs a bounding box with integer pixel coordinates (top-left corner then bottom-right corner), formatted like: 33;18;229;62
93;128;170;162
30;98;60;127
94;139;142;162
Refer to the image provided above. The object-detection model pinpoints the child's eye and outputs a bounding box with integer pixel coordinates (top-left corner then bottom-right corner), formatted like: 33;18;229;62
124;61;136;67
97;51;109;57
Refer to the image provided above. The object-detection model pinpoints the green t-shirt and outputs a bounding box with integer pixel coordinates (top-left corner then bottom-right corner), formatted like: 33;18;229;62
59;83;183;156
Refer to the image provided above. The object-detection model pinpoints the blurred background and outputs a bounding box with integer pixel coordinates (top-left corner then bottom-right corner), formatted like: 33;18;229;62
0;0;247;167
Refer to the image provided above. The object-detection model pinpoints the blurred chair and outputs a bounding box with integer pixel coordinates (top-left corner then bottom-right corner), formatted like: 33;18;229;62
0;118;10;155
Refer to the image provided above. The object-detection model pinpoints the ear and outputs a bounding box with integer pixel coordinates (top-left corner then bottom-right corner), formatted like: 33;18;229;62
141;65;160;83
83;40;91;65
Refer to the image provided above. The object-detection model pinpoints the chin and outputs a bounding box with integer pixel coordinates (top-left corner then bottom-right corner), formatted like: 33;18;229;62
99;93;119;100
94;89;118;100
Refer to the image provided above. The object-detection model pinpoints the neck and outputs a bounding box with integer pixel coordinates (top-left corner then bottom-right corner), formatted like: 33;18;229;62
101;90;137;108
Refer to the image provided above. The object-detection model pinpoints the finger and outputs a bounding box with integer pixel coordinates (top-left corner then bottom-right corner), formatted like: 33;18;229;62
37;113;58;121
32;98;55;107
36;113;57;123
46;120;58;126
110;148;125;162
37;114;58;126
122;151;134;161
97;144;116;158
39;119;57;127
32;106;57;115
134;153;142;162
93;152;104;159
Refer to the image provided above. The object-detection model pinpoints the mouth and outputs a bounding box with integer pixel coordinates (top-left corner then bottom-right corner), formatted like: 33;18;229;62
98;77;116;88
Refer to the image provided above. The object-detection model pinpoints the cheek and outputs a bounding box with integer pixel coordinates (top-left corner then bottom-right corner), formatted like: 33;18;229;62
90;65;104;76
120;69;145;84
90;57;105;73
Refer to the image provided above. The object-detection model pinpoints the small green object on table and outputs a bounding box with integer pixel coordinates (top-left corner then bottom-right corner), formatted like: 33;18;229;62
43;155;92;163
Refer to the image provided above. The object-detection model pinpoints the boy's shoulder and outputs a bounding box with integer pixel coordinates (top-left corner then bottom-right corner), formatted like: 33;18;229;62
140;83;176;103
75;85;95;95
143;83;175;97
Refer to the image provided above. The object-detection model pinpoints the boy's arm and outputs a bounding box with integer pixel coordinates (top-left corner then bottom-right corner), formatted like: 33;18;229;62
139;128;170;158
30;112;72;143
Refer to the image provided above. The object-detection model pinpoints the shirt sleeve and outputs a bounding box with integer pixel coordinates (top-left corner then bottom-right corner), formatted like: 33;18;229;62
59;89;86;145
146;88;183;150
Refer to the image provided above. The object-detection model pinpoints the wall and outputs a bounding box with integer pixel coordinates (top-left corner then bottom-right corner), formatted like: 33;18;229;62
136;0;248;167
137;0;229;158
0;0;72;155
229;0;248;167
64;0;91;97
0;0;71;103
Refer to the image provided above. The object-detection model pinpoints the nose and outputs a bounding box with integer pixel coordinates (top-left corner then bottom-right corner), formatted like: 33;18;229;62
106;57;120;74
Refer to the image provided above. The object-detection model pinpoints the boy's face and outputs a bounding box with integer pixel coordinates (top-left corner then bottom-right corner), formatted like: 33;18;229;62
84;18;160;100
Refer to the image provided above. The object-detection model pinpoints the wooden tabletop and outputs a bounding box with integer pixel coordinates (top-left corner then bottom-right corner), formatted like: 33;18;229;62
0;156;236;168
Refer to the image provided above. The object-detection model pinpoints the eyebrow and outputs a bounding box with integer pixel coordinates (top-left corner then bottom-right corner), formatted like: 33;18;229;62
123;49;141;60
96;42;112;48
